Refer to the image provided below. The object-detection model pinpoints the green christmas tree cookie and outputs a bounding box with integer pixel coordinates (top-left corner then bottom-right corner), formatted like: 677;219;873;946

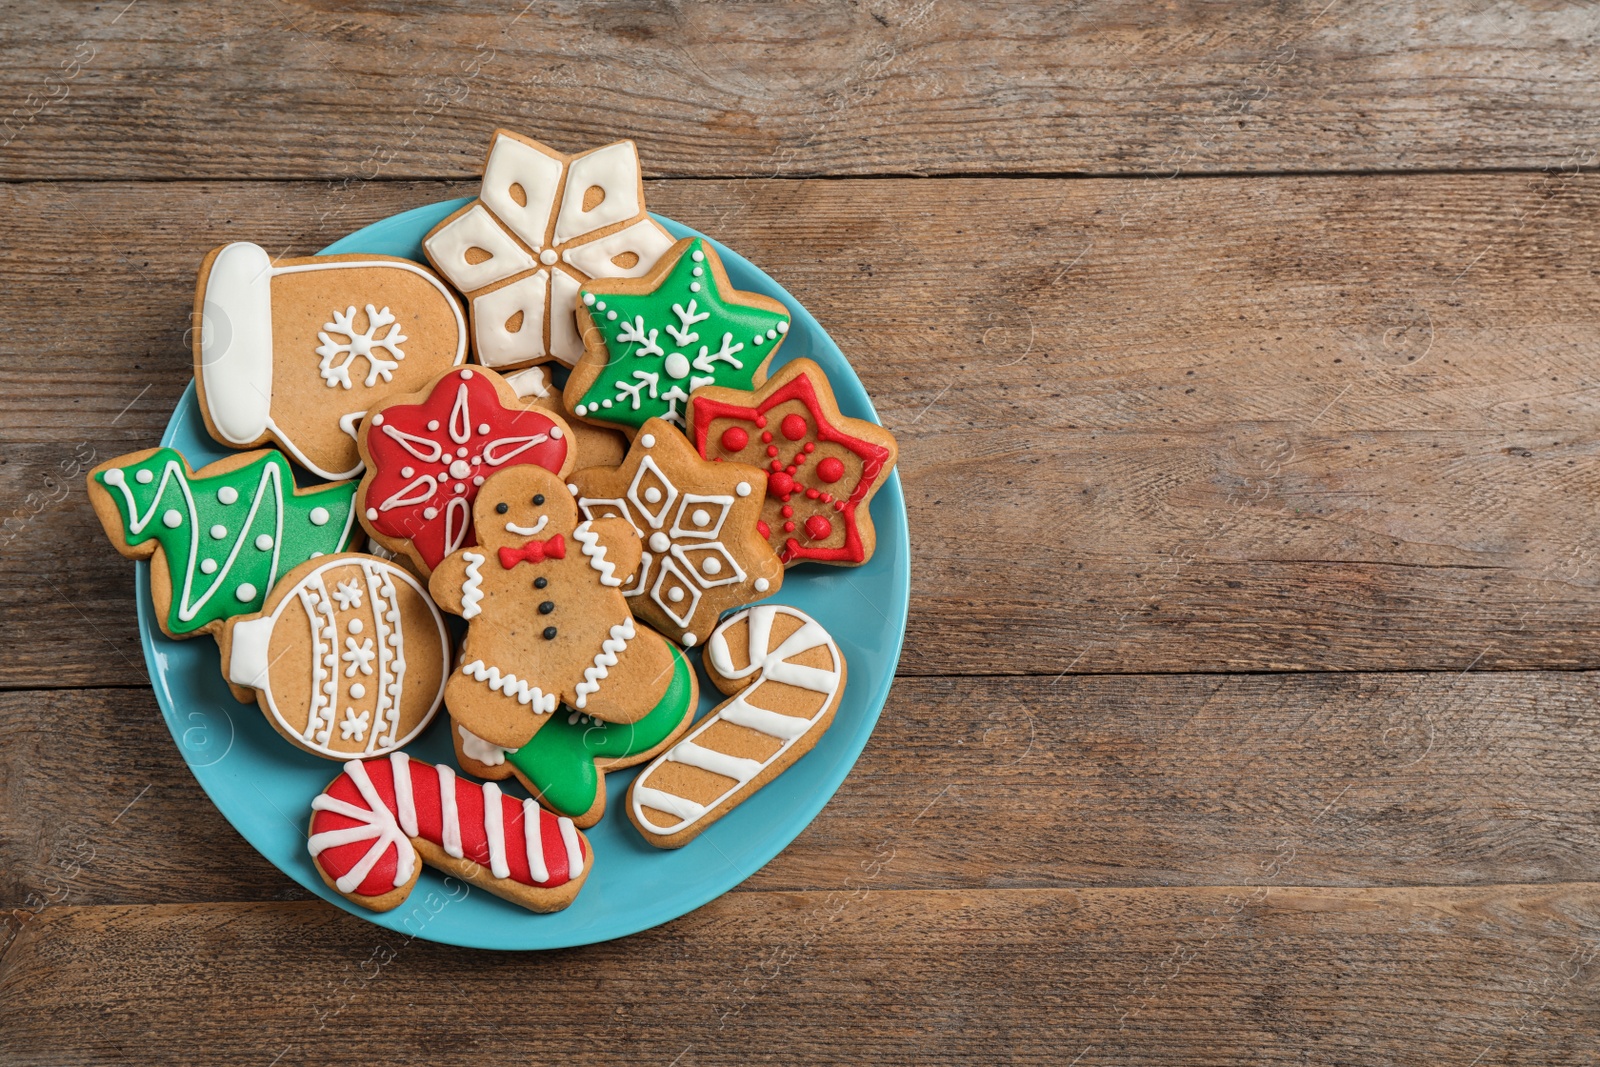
88;446;360;638
564;237;791;431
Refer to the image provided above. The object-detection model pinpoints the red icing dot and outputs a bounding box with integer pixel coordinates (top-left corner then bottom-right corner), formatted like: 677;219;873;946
781;504;794;518
768;471;795;498
817;457;846;483
760;431;773;444
781;414;808;441
833;501;845;511
754;415;767;428
820;493;833;503
757;520;771;538
792;454;807;467
805;488;820;500
721;426;749;452
783;521;796;533
769;459;783;472
805;515;833;540
804;442;815;453
766;445;779;457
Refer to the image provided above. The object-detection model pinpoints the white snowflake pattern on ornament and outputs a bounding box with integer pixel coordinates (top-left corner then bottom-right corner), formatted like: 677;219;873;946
316;304;408;389
340;707;370;742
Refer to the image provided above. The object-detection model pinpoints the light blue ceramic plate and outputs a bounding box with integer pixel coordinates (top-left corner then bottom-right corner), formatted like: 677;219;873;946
137;199;910;949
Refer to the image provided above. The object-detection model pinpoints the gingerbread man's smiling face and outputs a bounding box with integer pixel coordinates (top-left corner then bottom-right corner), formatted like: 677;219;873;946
473;466;579;551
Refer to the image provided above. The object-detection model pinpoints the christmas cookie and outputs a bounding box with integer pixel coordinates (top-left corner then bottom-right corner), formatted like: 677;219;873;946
688;358;898;567
218;554;450;759
629;604;845;848
453;639;697;827
565;237;791;432
570;417;783;648
309;754;589;913
503;363;629;470
88;447;359;639
422;129;675;369
355;366;574;576
194;242;467;481
429;464;694;748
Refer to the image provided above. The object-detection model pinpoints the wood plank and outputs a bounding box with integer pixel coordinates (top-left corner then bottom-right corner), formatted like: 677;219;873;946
1;1;1597;179
4;173;1600;683
6;884;1600;1065
8;672;1600;908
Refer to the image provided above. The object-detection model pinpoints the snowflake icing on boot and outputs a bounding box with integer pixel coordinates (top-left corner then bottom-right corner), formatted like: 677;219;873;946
317;304;408;389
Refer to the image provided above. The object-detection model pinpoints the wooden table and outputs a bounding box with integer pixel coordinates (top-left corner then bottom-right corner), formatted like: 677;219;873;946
4;3;1599;1063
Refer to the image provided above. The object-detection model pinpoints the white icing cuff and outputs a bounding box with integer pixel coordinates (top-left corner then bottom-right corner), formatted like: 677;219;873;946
228;615;276;690
199;242;275;445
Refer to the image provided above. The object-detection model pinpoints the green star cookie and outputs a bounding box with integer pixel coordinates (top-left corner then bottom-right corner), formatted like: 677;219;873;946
566;237;791;431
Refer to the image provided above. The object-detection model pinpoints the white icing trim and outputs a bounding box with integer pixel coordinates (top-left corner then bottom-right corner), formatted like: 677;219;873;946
437;762;463;859
472;271;550;367
573;619;634;710
503;365;552;399
633;787;707;823
390;751;418;837
557;816;585;879
199;242;274;445
458;723;513;766
480;132;563;251
572;520;623;587
424;202;537;293
553;141;642;245
667;740;765;783
459;551;486;620
504;515;548;536
483;782;510;879
226;615;275;690
460;659;558;713
523;798;549;882
547;268;585;365
561;218;674;280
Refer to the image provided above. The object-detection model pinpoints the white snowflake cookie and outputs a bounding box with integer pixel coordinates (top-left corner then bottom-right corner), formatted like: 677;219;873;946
422;129;675;370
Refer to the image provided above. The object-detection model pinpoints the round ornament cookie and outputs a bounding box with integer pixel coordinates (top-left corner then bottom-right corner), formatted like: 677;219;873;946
355;366;575;576
219;554;450;760
194;242;468;480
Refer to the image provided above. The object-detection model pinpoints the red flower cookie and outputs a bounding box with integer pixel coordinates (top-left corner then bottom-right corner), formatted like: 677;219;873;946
356;366;574;575
687;359;898;567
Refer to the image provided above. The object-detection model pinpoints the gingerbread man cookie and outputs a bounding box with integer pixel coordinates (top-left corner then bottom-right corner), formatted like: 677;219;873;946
422;129;675;369
564;237;791;433
355;366;574;576
688;358;899;567
194;242;467;480
308;754;590;913
629;604;845;848
88;447;360;639
570;417;783;648
428;464;685;749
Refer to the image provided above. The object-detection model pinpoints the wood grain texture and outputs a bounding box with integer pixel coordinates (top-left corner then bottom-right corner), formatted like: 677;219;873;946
1;1;1599;180
6;885;1600;1066
8;672;1600;909
4;172;1600;685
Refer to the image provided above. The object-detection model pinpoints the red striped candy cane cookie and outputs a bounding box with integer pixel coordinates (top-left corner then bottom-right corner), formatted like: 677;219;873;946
308;753;590;913
627;604;846;848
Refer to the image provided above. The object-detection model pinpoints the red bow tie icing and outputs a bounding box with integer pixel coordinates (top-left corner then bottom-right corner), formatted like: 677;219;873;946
362;368;569;571
499;534;566;569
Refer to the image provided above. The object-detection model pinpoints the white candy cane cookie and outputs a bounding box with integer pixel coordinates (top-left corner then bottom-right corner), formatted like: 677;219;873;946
627;604;846;848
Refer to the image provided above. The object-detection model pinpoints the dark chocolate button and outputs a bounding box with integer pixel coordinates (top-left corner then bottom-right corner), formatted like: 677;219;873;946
542;626;558;640
538;601;554;615
534;576;547;589
495;502;508;514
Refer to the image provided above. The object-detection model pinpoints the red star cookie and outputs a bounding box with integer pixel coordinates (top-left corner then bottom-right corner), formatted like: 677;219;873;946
686;359;898;567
